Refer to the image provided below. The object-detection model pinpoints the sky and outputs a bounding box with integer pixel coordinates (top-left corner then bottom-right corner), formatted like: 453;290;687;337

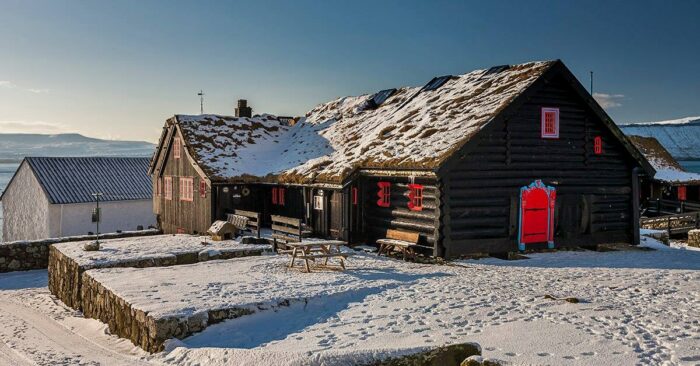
1;0;699;142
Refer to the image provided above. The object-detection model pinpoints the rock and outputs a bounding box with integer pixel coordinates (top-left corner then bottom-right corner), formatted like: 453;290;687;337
461;356;505;366
8;259;21;270
83;241;100;251
373;342;481;366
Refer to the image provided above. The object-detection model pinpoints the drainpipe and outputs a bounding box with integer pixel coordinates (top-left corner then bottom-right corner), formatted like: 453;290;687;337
632;167;641;245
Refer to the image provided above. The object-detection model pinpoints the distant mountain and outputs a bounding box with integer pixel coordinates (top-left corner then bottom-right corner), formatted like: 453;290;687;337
0;133;155;162
620;116;700;161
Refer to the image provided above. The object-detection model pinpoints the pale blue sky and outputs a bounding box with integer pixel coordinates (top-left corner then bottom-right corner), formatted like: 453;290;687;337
1;0;698;142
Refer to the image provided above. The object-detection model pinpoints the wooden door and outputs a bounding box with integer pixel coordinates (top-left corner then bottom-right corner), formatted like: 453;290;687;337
312;190;329;237
519;180;556;250
329;191;343;239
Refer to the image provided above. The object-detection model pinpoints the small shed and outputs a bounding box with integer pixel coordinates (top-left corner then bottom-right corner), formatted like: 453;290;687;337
628;135;700;215
1;157;155;242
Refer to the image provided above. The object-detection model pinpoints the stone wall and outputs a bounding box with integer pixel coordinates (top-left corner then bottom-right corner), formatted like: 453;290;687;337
48;241;266;312
0;240;50;272
689;229;700;248
80;270;262;352
1;229;160;273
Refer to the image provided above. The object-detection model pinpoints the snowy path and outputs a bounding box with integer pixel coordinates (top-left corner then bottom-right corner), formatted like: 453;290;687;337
0;271;151;366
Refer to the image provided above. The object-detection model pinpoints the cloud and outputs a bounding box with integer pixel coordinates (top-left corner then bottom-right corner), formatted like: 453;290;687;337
0;120;67;133
0;80;49;93
0;81;17;89
593;93;625;109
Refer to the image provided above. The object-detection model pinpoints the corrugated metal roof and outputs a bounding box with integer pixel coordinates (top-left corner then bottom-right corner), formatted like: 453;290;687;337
25;157;152;204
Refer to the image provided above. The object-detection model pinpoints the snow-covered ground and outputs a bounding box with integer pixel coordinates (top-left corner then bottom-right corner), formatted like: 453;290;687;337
1;237;699;365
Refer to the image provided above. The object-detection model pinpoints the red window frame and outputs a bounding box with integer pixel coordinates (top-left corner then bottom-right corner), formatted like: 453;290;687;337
678;186;687;201
179;177;194;202
377;182;391;207
541;107;559;139
272;187;278;205
164;177;173;200
594;136;603;155
199;179;206;198
407;184;424;211
352;187;358;205
278;187;285;206
173;137;181;159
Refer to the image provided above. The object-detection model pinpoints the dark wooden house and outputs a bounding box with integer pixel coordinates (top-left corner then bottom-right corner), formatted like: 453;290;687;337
628;135;700;215
150;60;652;257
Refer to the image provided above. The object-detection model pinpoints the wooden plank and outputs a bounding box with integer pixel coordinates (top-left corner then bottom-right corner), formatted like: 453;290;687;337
271;224;302;236
386;229;420;243
271;215;301;226
272;233;301;243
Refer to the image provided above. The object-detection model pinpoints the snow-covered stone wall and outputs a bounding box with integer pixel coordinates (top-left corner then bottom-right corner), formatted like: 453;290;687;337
1;162;51;242
0;229;160;273
48;235;268;310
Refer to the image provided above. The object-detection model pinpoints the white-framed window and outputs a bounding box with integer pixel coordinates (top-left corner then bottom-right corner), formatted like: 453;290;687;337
164;177;173;200
541;107;559;139
313;195;323;210
174;137;181;159
179;177;194;202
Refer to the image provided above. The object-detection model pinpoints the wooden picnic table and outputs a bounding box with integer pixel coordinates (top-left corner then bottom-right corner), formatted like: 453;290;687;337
286;240;349;272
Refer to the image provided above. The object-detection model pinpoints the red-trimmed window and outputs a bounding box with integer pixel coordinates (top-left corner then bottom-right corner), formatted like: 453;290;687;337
352;187;358;205
541;107;559;139
678;186;687;201
199;179;206;198
179;177;194;202
272;187;278;205
377;182;391;207
594;136;603;155
164;177;173;200
407;184;424;211
174;137;181;159
278;187;285;206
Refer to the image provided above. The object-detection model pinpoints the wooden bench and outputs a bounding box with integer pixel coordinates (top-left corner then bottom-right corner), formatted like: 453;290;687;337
227;209;261;238
376;229;421;261
271;215;313;251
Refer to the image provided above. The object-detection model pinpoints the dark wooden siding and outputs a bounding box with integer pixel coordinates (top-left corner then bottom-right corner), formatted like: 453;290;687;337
362;175;438;249
154;130;212;234
441;75;636;257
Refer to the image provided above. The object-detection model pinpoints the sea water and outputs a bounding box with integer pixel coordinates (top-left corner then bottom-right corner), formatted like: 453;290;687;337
679;161;700;174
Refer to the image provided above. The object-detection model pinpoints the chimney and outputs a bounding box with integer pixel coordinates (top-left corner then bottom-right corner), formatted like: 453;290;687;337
235;99;252;118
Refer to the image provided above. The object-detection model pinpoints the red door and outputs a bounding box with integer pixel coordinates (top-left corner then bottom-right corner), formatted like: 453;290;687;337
519;180;556;250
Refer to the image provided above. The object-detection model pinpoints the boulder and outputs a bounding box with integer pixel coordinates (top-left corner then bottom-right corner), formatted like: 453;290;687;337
83;241;100;251
372;342;481;366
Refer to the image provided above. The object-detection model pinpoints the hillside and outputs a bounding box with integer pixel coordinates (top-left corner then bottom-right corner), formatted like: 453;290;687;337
0;133;155;161
620;116;700;161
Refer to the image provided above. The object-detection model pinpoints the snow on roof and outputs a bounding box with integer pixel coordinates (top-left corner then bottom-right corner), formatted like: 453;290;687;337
17;157;152;204
173;61;556;184
619;117;700;161
622;116;700;126
627;135;700;184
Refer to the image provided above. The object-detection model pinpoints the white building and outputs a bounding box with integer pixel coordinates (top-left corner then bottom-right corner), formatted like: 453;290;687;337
1;157;155;242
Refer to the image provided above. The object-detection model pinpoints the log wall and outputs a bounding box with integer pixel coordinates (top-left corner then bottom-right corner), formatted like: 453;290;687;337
440;74;637;257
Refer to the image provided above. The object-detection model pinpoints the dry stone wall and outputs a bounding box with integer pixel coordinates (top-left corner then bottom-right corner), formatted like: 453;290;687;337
80;270;255;352
1;229;160;273
689;229;700;248
48;244;266;312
